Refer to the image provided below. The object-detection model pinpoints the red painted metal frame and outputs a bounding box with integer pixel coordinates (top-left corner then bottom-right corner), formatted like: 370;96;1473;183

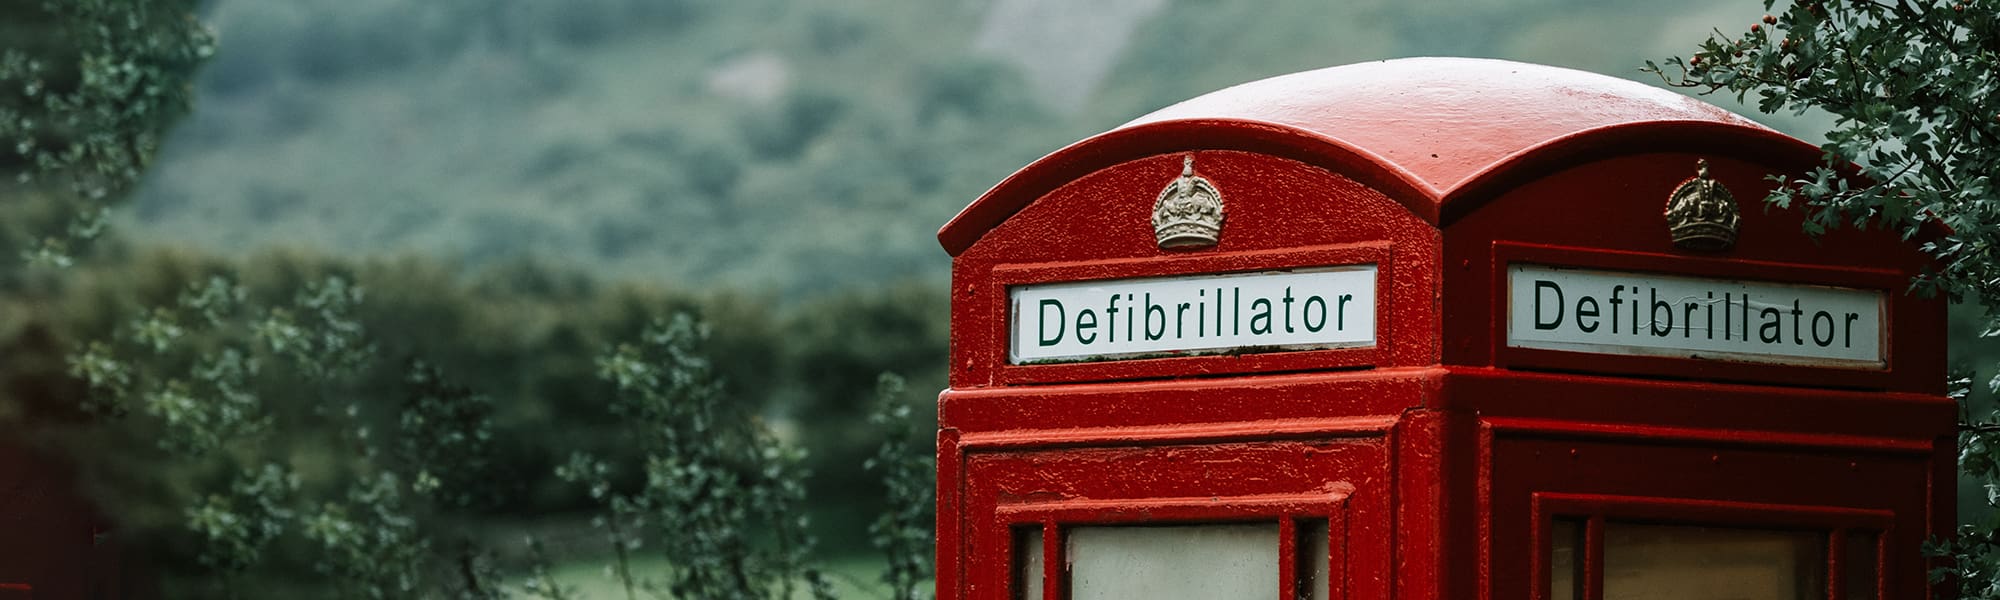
939;370;1428;600
1456;366;1953;600
1487;433;1941;600
940;369;1434;440
1528;493;1894;600
961;439;1390;600
994;491;1351;600
1442;368;1953;444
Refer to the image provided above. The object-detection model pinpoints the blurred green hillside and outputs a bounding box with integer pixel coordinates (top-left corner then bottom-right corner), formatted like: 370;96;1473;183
125;0;1811;297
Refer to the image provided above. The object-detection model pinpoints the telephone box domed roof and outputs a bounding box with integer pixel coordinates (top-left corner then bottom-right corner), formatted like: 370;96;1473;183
939;57;1812;256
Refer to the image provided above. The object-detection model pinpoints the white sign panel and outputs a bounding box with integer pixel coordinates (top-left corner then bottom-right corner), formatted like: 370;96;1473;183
1009;266;1377;364
1507;264;1885;368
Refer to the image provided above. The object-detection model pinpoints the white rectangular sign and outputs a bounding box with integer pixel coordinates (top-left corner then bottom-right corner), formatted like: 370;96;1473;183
1507;264;1885;368
1009;266;1377;364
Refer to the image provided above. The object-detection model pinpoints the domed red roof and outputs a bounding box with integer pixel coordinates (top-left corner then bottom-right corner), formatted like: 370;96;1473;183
1126;57;1771;199
939;57;1807;256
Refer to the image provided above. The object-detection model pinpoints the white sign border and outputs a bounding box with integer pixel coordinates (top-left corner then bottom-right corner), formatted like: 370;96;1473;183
1504;263;1889;370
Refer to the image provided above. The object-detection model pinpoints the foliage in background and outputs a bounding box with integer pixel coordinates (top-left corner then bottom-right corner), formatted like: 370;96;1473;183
864;373;935;600
1645;0;2000;594
783;282;947;550
0;0;212;266
66;269;472;597
0;248;946;596
559;313;829;600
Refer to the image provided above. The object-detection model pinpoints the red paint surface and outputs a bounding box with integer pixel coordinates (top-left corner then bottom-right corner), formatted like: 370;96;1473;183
0;442;132;599
938;58;1952;600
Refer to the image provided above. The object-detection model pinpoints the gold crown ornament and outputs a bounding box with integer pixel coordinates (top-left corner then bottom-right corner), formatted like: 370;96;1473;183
1664;159;1741;252
1152;155;1225;250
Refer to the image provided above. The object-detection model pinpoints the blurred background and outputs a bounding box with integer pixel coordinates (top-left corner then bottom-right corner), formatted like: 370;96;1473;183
127;0;1827;293
5;0;1989;597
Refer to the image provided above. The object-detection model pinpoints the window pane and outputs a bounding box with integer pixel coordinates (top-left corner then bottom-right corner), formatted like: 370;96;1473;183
1015;526;1043;600
1844;531;1877;600
1550;519;1581;600
1068;523;1280;600
1299;520;1330;600
1603;522;1825;600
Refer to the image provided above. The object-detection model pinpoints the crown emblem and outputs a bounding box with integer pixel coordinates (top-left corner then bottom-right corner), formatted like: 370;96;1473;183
1152;155;1225;250
1664;159;1741;252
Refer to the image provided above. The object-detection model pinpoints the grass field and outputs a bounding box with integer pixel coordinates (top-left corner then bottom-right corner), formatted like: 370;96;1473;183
534;553;909;599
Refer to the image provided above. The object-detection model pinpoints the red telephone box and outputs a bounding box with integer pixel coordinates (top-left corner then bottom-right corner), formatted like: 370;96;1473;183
935;58;1953;600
